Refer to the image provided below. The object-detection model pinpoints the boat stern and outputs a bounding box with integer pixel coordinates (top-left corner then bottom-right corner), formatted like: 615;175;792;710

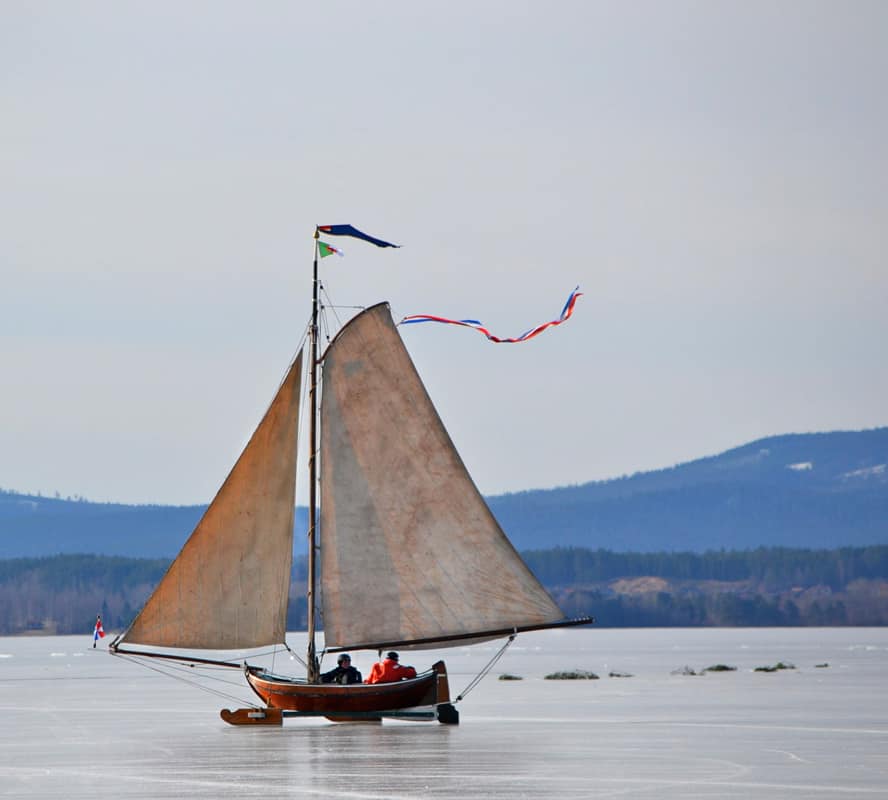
431;660;459;724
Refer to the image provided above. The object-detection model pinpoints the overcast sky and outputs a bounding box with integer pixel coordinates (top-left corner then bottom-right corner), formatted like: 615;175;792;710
2;1;886;506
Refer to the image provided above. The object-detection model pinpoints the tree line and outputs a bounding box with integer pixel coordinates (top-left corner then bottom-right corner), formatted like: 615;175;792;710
521;545;888;590
1;546;887;635
524;546;888;627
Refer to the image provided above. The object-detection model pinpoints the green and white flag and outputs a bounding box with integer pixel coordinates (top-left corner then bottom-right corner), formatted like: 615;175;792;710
318;241;344;258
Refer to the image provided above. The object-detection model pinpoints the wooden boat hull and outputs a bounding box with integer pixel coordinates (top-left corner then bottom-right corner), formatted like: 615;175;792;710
243;659;452;722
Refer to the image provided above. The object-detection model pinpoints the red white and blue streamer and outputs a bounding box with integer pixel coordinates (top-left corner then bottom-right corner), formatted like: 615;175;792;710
399;287;582;343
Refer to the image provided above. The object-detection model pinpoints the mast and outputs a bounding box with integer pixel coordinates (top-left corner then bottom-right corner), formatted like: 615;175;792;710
306;230;321;682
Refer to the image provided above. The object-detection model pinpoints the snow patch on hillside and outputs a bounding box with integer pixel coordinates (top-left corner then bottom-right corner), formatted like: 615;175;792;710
842;464;886;480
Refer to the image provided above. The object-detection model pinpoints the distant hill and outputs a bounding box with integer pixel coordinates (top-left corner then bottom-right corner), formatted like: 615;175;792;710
490;427;888;551
0;495;310;559
2;428;886;557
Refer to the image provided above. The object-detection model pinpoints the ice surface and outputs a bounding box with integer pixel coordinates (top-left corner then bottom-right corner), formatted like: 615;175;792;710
1;628;886;798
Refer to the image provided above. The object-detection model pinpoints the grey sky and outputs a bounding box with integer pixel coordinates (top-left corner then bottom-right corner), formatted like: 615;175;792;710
2;1;886;505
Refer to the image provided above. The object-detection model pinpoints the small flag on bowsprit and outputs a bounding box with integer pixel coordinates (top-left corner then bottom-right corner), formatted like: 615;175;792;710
93;615;105;648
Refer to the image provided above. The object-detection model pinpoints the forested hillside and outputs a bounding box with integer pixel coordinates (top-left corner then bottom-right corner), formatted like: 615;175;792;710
0;554;308;636
2;547;886;635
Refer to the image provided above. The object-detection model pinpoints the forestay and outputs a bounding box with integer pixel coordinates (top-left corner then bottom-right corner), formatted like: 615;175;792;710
119;351;303;650
319;304;566;651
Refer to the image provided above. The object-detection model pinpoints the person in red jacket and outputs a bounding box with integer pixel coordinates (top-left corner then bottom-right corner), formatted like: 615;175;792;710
365;651;417;684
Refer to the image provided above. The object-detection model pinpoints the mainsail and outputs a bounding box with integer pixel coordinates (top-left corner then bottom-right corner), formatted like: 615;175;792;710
119;351;303;650
319;303;567;651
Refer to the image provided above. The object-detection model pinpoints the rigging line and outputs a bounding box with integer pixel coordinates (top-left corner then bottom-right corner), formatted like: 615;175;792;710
231;646;289;660
115;653;259;708
282;322;311;388
321;296;345;331
229;320;310;459
114;652;247;688
454;633;517;704
272;644;302;675
117;657;253;707
318;284;341;346
318;298;333;348
284;641;308;670
297;318;311;356
318;283;359;342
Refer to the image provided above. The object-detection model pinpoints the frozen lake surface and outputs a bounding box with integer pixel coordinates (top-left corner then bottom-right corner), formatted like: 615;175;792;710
1;628;887;798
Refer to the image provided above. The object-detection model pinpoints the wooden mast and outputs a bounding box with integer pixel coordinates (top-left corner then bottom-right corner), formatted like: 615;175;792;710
306;230;321;683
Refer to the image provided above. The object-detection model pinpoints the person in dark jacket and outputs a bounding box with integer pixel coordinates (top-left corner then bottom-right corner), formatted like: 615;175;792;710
320;653;362;684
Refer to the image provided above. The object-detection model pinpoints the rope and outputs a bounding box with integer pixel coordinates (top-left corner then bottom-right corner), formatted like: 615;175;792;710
454;633;516;703
115;652;259;708
284;641;309;671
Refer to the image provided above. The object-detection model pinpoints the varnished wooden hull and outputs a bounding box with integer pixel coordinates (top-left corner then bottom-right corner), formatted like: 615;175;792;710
244;659;451;720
